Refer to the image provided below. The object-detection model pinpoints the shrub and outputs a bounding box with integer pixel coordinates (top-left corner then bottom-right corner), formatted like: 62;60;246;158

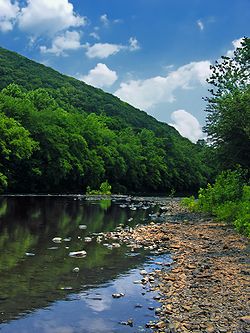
86;180;112;195
182;170;249;237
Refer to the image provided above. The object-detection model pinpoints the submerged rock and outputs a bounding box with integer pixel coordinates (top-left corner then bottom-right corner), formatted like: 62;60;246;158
25;252;35;256
52;237;62;243
79;225;87;230
112;293;125;298
69;250;87;258
72;267;80;272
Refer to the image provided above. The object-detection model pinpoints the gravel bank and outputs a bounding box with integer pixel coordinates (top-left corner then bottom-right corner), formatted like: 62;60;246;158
106;201;250;333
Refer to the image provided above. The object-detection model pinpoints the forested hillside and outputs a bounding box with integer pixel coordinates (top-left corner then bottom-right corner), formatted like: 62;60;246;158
0;47;213;194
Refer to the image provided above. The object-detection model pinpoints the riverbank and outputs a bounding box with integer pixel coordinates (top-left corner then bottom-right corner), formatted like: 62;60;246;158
105;200;250;333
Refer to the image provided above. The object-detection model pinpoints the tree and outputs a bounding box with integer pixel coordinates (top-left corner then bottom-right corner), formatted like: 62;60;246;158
204;37;250;170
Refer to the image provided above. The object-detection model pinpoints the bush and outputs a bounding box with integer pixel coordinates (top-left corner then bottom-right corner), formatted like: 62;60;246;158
86;180;112;195
182;170;250;237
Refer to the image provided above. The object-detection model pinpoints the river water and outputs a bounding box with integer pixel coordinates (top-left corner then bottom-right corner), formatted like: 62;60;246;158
0;196;172;333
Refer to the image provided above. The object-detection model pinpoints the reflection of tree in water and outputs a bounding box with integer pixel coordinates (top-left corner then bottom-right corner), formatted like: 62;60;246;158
0;196;151;324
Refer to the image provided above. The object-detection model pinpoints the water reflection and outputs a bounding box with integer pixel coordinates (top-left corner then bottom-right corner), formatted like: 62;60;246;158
0;196;164;332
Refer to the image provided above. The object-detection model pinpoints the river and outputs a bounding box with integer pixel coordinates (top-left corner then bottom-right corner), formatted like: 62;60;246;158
0;195;172;333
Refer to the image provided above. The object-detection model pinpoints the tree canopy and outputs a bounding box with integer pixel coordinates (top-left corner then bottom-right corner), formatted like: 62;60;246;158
204;37;250;171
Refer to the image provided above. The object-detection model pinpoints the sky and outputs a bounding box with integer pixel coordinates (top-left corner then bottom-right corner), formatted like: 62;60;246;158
0;0;249;142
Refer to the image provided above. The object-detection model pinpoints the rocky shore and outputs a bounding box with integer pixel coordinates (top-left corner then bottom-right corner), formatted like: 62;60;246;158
105;200;250;333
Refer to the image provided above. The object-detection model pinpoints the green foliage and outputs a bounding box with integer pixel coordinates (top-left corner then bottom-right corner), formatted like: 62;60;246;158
181;196;198;211
0;47;215;194
204;37;250;171
86;181;112;195
183;170;250;237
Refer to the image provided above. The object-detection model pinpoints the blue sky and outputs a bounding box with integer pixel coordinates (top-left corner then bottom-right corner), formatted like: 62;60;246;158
0;0;249;142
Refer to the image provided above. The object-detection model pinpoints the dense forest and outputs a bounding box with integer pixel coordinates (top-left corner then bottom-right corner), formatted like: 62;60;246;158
0;46;214;194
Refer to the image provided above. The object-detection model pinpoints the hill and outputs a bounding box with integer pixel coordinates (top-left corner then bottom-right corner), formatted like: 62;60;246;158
0;47;213;194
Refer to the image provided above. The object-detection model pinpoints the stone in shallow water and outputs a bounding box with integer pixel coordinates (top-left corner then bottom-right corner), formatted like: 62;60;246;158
79;225;87;230
112;293;125;298
52;237;62;243
69;250;87;258
25;252;35;256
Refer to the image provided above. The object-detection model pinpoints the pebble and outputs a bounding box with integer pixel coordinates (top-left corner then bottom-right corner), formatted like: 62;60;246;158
52;237;62;243
79;225;87;230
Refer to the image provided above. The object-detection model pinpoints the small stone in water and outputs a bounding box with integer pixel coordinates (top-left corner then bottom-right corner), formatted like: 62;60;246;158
52;237;62;243
112;293;125;298
60;286;73;290
73;267;80;273
84;237;92;242
140;270;148;275
25;252;35;256
79;225;87;230
69;250;87;258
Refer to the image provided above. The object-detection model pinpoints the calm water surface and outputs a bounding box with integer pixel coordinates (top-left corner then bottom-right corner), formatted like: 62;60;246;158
0;196;172;333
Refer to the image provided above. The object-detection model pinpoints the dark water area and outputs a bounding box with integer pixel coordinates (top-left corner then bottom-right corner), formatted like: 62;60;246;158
0;196;172;333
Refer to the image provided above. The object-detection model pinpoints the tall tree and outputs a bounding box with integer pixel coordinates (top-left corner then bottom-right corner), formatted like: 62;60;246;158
204;37;250;170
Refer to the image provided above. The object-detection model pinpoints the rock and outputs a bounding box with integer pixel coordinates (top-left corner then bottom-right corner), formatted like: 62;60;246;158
60;286;73;290
206;324;215;333
72;267;80;272
69;250;87;258
112;243;121;248
79;225;87;230
84;237;92;242
148;307;155;311
25;252;35;256
240;315;250;323
133;280;142;284
96;236;103;243
140;270;148;275
52;237;62;243
155;321;166;329
135;304;143;308
63;237;71;242
120;319;133;326
112;293;125;298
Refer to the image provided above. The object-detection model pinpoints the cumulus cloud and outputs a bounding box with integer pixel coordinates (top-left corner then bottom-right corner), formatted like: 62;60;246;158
226;37;244;57
115;60;211;110
85;42;124;59
40;30;82;56
80;63;118;88
169;109;204;142
85;37;140;59
18;0;86;36
0;0;19;32
197;19;204;31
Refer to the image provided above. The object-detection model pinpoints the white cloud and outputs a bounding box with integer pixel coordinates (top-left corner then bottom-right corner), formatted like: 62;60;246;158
129;37;140;51
226;37;244;57
115;60;211;110
40;30;82;56
85;42;124;59
0;0;19;32
85;37;140;59
18;0;86;36
197;19;204;31
100;14;122;26
100;14;109;26
80;63;118;88
89;31;100;40
169;109;204;142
